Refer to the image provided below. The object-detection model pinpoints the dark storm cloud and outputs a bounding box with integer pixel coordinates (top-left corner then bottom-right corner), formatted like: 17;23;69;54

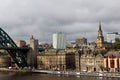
0;0;120;43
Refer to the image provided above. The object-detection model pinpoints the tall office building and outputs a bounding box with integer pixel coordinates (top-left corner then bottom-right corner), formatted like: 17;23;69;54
107;32;120;43
53;32;66;49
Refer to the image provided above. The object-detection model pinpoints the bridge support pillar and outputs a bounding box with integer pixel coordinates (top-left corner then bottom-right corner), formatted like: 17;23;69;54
28;36;38;69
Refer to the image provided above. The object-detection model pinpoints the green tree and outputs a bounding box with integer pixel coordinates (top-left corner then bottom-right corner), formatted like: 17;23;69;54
110;38;120;50
100;50;108;56
100;65;104;71
74;44;81;49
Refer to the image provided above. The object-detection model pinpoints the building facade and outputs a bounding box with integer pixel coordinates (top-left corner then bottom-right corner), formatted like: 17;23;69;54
94;54;104;71
37;49;75;71
53;32;66;49
104;51;120;72
80;54;95;72
80;54;104;72
75;48;104;72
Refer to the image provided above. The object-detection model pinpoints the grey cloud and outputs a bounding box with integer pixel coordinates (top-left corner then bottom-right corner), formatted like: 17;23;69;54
0;0;120;43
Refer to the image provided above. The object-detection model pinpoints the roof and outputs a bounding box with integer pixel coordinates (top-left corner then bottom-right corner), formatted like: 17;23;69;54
104;51;120;58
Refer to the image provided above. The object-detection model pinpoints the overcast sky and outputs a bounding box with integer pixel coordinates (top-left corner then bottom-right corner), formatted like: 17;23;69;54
0;0;120;43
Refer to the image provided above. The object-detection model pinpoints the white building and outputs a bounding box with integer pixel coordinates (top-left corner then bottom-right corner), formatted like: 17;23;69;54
107;32;120;43
53;32;66;49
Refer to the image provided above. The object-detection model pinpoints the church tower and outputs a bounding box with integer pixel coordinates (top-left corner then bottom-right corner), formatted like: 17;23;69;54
96;22;104;48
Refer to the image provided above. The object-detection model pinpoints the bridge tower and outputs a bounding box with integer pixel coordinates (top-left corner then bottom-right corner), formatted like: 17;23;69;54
29;35;38;69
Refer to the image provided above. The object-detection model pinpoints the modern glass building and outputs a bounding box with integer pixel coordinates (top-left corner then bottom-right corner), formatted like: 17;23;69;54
53;32;66;49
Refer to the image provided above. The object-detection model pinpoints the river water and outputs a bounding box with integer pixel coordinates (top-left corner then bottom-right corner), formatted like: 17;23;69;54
0;72;119;80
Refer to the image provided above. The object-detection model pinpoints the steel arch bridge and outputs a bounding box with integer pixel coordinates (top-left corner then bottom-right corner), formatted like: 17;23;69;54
0;28;29;68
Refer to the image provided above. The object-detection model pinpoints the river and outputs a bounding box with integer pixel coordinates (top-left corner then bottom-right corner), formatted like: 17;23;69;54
0;72;119;80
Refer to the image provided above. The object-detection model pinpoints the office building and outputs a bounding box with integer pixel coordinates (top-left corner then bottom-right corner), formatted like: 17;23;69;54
53;32;66;49
107;32;120;43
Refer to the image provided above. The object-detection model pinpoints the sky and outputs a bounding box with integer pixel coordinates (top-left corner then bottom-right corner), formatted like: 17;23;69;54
0;0;120;43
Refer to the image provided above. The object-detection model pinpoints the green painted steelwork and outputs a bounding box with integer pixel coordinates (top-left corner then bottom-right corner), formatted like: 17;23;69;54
0;28;29;68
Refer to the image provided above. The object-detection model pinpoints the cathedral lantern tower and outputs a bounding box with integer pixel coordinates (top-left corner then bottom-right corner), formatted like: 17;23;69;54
96;22;104;48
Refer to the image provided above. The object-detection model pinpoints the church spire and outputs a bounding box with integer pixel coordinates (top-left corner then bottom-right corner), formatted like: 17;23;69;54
99;21;102;31
98;21;103;37
97;22;104;48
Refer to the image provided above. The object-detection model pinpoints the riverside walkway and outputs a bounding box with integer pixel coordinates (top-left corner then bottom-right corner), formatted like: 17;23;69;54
0;68;32;73
32;69;120;78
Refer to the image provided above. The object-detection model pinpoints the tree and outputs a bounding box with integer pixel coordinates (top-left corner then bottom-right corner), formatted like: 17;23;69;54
74;44;81;49
100;50;108;56
100;65;104;71
110;38;120;50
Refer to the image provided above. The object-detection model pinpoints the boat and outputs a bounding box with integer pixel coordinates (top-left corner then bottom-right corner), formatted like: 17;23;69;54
98;73;103;77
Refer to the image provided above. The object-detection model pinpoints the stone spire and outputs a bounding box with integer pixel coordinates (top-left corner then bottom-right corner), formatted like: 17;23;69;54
96;22;104;48
98;21;103;37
